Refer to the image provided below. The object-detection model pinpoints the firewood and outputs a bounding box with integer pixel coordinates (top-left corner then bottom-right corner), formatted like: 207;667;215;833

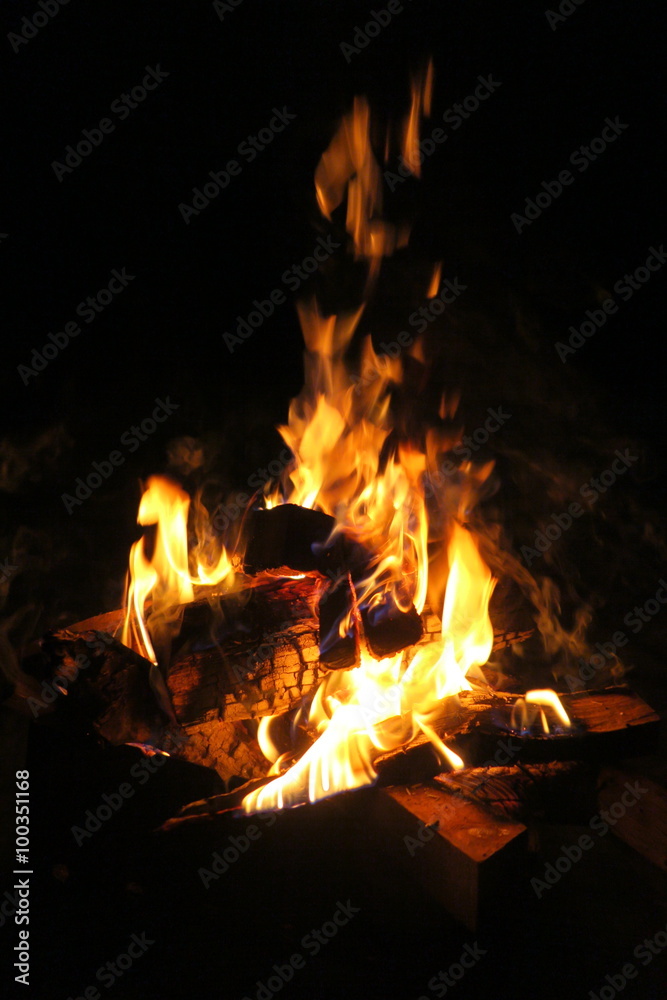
433;760;599;823
59;580;534;728
367;782;528;930
597;759;667;872
318;572;359;670
374;687;661;785
25;573;541;784
243;504;338;574
361;594;424;659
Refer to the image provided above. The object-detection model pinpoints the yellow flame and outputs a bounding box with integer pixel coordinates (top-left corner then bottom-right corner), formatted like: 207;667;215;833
122;476;233;662
510;689;571;732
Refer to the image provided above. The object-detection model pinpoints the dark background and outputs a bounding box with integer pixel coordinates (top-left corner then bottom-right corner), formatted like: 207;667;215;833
2;1;667;998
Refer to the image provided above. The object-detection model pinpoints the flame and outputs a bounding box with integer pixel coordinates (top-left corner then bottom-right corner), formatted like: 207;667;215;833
314;64;432;278
120;68;573;817
427;262;442;298
122;476;233;663
266;300;430;622
510;689;572;734
243;524;494;812
401;61;434;177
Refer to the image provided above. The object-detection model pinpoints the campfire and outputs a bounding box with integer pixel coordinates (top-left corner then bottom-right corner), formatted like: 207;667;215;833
33;62;661;931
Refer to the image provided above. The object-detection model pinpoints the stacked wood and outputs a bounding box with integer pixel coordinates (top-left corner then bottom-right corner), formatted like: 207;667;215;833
27;564;543;784
374;687;661;786
597;760;667;872
157;686;659;819
243;504;427;659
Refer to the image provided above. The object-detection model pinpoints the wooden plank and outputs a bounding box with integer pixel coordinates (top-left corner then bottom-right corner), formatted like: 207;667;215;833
597;760;667;872
367;782;527;931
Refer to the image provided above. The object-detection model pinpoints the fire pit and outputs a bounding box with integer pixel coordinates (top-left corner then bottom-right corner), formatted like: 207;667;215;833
21;69;661;935
3;14;666;998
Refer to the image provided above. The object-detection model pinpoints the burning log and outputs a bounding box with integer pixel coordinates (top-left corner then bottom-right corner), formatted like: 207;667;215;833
361;596;424;660
28;568;542;785
374;687;661;786
243;504;339;575
318;572;359;670
244;504;426;659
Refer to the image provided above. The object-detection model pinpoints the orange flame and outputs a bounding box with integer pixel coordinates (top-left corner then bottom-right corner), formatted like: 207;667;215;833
511;689;571;734
120;69;571;816
314;65;432;277
401;60;434;177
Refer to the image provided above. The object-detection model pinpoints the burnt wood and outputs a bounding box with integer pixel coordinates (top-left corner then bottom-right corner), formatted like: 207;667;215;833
374;687;661;785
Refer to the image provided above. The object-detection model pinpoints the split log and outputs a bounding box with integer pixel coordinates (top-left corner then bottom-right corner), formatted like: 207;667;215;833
61;578;534;729
318;573;359;670
374;687;661;786
361;597;424;659
243;504;339;575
